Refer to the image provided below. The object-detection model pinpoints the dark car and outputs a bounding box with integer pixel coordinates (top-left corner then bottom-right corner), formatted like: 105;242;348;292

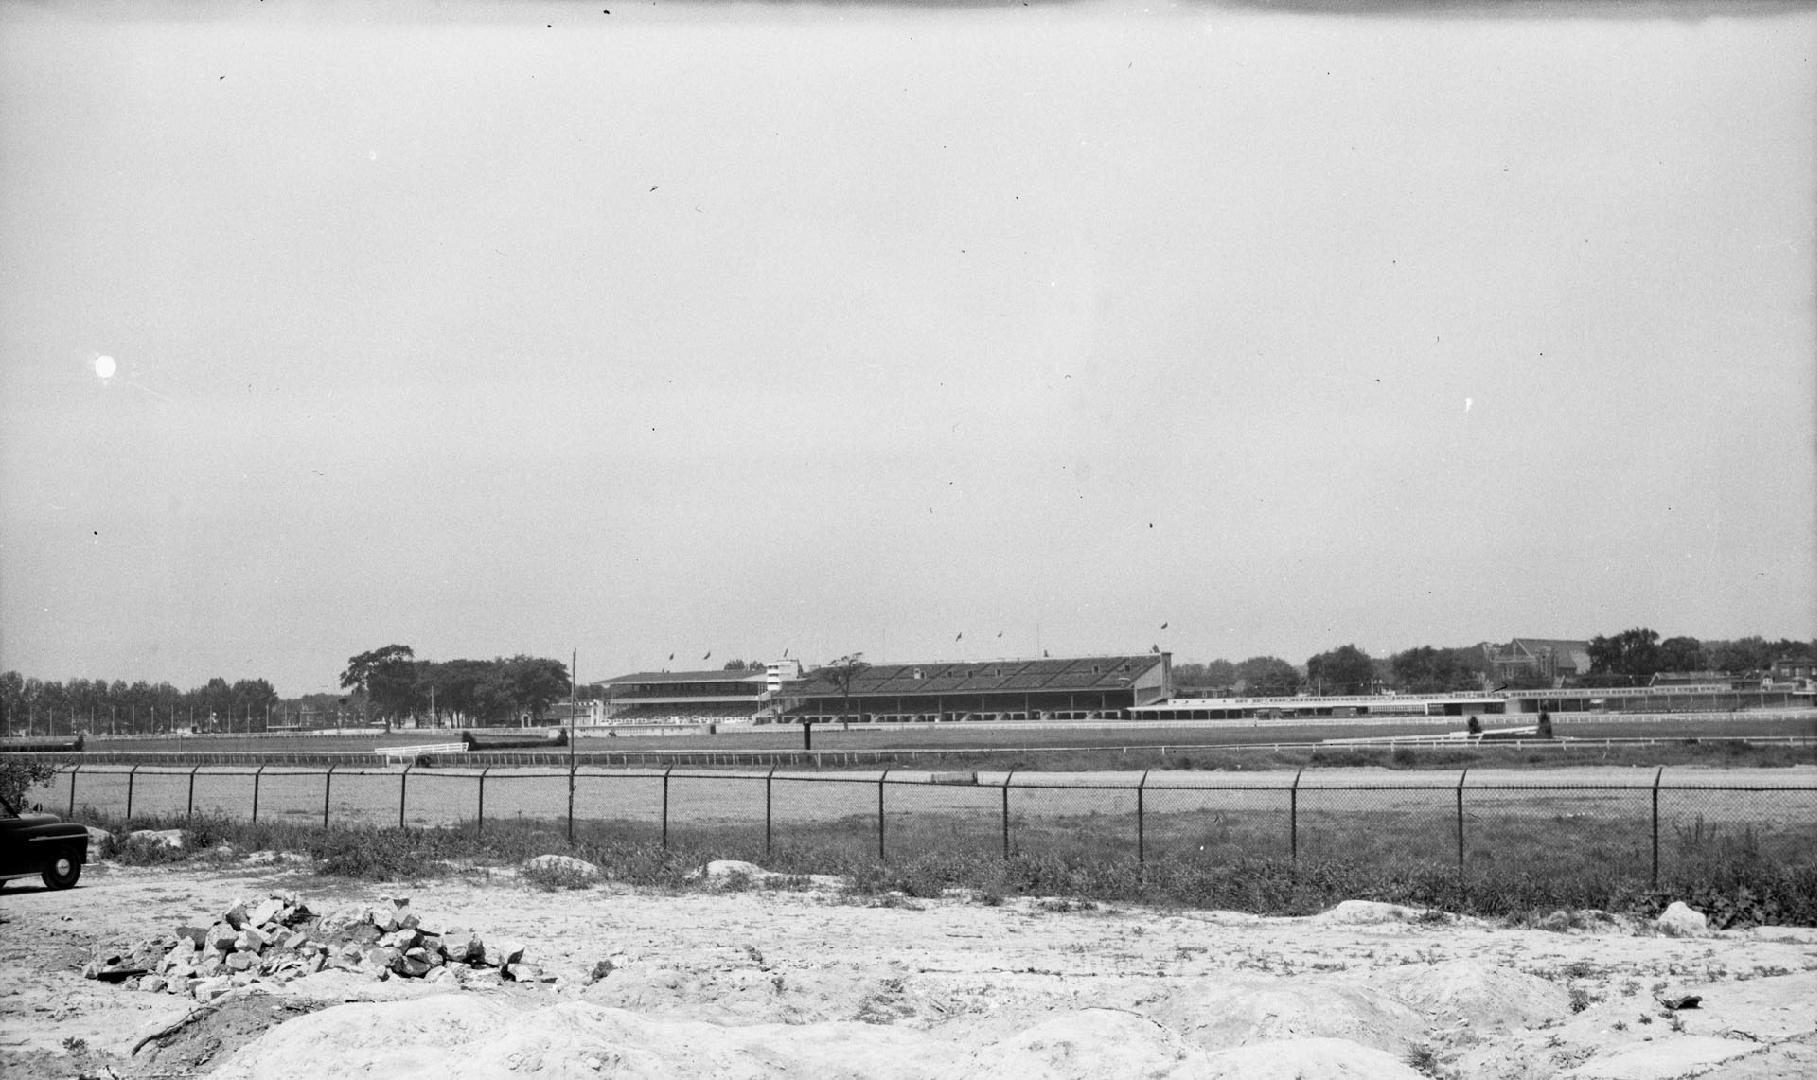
0;792;88;890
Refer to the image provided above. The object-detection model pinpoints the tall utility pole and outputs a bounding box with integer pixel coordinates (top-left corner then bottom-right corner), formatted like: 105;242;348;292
567;649;578;845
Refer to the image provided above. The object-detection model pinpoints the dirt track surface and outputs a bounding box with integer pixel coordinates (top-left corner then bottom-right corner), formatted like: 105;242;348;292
3;860;1815;1079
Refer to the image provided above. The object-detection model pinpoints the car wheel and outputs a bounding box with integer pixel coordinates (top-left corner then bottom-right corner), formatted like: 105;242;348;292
41;851;81;890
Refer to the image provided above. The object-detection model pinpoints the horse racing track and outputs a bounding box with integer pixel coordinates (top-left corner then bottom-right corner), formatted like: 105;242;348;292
34;764;1817;895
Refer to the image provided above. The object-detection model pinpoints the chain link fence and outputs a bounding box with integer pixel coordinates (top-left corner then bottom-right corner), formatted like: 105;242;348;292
31;764;1817;889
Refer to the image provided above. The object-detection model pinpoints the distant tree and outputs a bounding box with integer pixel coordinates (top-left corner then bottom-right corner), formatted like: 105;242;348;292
1704;636;1812;674
1390;646;1490;693
1306;644;1376;695
0;671;22;734
1235;656;1302;697
1587;628;1661;681
1655;636;1707;675
723;659;748;671
340;645;418;730
230;679;280;730
813;654;870;724
197;677;235;728
1174;660;1239;689
501;655;572;724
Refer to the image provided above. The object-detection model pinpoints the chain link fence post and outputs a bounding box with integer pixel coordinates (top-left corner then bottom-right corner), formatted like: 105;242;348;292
398;766;410;830
1456;768;1469;901
126;765;138;822
67;764;79;818
661;766;672;849
252;765;265;824
764;766;775;861
1651;766;1665;888
322;765;334;829
878;770;889;863
1289;767;1303;865
477;767;489;840
1001;768;1017;860
1137;769;1150;868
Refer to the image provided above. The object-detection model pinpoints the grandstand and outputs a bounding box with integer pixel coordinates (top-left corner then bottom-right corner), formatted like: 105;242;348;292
603;668;774;724
777;654;1172;723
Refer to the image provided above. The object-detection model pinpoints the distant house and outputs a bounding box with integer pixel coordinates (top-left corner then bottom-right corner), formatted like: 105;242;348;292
1481;638;1590;687
1770;657;1816;683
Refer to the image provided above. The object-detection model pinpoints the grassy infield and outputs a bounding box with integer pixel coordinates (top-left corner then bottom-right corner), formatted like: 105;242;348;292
83;740;1817;928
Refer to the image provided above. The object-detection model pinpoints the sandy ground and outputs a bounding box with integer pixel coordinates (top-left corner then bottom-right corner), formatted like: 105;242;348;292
2;858;1815;1079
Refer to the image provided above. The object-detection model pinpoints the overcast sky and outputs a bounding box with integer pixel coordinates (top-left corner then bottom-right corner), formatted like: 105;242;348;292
2;1;1812;696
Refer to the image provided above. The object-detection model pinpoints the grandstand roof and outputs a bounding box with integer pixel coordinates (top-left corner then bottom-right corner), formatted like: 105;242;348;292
606;668;766;685
785;655;1165;698
1508;638;1591;671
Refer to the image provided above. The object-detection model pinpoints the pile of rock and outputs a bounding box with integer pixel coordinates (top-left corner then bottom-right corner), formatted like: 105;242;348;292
84;893;553;1001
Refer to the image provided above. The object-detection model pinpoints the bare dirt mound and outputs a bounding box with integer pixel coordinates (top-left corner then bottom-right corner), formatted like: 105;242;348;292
131;991;328;1075
4;861;1815;1080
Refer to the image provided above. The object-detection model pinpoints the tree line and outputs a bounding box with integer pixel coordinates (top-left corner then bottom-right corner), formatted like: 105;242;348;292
339;645;572;729
1173;632;1815;697
0;646;576;736
0;671;279;735
1581;631;1814;686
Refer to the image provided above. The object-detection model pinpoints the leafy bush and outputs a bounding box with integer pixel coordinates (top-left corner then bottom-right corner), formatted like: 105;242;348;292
0;758;59;809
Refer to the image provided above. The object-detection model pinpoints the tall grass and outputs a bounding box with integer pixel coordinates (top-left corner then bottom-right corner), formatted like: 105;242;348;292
84;800;1817;928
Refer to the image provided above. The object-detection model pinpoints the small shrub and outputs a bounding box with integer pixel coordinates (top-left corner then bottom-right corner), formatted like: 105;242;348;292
714;868;754;893
307;826;452;880
1404;1043;1441;1077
